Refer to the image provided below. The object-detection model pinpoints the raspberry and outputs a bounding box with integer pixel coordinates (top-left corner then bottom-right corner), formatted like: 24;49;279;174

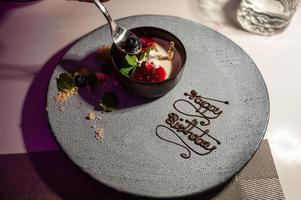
139;37;155;48
144;61;155;73
154;67;166;81
95;72;109;82
132;62;166;82
132;69;144;81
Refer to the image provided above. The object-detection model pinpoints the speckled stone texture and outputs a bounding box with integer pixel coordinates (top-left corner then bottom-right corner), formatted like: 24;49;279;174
47;15;269;198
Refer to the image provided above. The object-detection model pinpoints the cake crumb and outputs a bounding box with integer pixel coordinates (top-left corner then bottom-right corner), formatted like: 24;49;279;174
54;87;78;104
59;105;65;112
95;128;104;140
86;112;96;120
91;125;96;129
96;116;101;120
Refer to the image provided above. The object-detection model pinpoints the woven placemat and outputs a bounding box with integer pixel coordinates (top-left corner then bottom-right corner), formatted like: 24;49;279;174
0;140;285;199
212;140;285;200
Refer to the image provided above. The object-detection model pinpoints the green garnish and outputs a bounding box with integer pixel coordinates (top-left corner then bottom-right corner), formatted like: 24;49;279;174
139;45;155;61
56;73;75;91
119;45;156;77
139;52;146;61
120;66;135;78
120;54;138;77
125;54;138;66
99;92;119;112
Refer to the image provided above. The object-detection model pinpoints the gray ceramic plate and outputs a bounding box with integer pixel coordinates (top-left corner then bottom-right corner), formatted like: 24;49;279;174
47;15;269;198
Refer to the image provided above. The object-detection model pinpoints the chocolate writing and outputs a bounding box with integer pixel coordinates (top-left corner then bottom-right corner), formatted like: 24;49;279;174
155;90;228;159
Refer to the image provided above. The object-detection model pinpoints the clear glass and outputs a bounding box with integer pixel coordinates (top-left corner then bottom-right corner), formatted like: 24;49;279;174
237;0;301;35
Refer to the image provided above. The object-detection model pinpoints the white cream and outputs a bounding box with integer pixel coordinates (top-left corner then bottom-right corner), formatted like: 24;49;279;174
147;43;172;78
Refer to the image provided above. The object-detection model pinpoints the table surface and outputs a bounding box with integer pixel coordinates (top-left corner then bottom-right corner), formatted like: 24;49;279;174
0;0;300;199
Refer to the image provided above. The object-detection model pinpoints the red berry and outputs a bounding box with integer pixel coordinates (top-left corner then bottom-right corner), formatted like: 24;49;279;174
139;37;155;48
132;66;145;81
154;66;166;81
132;72;143;81
132;62;167;82
95;72;109;82
144;61;155;72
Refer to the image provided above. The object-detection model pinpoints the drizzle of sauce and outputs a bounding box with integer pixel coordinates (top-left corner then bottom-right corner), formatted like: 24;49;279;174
166;113;218;150
184;90;229;105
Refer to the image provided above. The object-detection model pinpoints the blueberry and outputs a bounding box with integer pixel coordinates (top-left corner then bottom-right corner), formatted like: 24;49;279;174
128;37;139;47
123;37;140;52
74;75;86;86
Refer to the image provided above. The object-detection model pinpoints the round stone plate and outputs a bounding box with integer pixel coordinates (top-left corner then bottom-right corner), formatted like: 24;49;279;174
47;15;269;198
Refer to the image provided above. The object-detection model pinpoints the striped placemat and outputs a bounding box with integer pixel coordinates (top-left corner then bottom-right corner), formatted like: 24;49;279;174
0;140;285;199
212;140;285;200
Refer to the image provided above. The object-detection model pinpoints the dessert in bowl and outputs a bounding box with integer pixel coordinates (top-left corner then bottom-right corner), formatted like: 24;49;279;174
111;27;187;98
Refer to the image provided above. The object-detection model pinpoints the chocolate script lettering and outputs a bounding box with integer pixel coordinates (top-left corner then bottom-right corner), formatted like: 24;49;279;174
155;90;228;159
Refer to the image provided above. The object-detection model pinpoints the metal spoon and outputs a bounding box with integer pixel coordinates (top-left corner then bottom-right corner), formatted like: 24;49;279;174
93;0;142;54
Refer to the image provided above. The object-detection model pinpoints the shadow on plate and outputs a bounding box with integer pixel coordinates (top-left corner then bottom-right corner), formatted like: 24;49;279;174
20;43;140;199
18;44;154;199
58;48;154;111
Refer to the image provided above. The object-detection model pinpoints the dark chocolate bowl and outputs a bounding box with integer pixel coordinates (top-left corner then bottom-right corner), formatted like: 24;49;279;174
111;26;187;98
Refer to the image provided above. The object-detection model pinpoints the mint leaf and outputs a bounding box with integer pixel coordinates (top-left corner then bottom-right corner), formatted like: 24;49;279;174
125;54;138;66
120;66;135;78
99;92;119;112
139;52;146;61
120;54;138;77
56;73;75;91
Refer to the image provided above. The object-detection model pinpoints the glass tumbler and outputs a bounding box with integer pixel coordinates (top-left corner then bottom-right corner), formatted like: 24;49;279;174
237;0;300;35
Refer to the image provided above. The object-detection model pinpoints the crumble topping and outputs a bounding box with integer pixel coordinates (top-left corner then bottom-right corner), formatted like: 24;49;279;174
86;112;96;120
54;46;120;142
54;87;78;104
95;128;104;140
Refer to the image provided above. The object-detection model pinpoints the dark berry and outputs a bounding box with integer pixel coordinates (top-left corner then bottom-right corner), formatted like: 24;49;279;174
74;75;86;86
122;37;140;53
127;37;139;48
